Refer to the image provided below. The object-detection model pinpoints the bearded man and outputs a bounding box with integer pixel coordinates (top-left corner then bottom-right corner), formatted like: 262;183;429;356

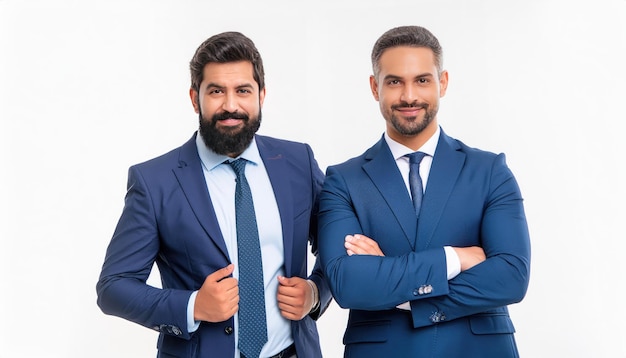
97;31;331;358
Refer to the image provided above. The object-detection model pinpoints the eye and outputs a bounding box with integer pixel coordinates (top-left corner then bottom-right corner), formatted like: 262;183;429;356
208;88;224;95
237;88;252;94
387;79;401;86
417;78;429;84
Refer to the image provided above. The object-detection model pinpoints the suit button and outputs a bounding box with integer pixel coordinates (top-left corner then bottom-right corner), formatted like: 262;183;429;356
413;289;420;296
429;311;446;323
224;326;233;335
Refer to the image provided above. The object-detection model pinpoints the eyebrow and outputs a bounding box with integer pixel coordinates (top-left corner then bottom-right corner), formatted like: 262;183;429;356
204;82;255;90
383;73;435;81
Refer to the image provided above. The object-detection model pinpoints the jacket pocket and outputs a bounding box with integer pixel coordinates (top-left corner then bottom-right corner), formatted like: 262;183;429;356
469;313;516;335
157;333;197;357
343;320;390;344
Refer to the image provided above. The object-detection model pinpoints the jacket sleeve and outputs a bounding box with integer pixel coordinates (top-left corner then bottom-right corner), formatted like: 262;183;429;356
318;164;450;311
409;154;531;327
96;165;193;339
304;143;332;319
318;154;530;327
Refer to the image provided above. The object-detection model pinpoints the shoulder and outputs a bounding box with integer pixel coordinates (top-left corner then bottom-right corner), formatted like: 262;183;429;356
130;134;197;173
256;134;309;150
327;135;386;172
440;131;514;183
256;134;315;160
441;130;503;163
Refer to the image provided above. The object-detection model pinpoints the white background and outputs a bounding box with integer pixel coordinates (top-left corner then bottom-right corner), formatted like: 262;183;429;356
2;0;626;357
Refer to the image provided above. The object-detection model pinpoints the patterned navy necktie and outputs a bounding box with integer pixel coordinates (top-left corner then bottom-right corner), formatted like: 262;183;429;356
229;158;267;358
405;152;427;218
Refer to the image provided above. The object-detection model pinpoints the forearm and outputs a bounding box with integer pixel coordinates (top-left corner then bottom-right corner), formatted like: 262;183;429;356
409;251;530;327
97;274;193;337
324;249;449;310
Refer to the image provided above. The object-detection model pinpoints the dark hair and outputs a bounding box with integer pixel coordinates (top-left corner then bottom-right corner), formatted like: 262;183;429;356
189;31;265;92
371;26;443;77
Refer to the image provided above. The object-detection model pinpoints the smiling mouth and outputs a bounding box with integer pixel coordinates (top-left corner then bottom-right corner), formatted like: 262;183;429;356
217;118;243;126
396;107;424;116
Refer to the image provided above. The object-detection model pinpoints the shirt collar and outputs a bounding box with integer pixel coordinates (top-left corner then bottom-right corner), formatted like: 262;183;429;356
384;126;440;160
195;131;261;171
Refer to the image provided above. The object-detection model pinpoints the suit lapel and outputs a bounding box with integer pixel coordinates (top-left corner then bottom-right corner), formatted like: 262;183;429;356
363;137;418;250
256;136;295;276
173;134;230;260
417;130;465;250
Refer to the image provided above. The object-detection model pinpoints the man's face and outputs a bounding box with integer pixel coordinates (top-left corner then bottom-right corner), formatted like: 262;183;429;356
190;61;265;156
370;46;448;145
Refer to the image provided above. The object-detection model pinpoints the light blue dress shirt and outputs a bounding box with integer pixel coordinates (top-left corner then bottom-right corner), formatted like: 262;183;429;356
187;133;293;357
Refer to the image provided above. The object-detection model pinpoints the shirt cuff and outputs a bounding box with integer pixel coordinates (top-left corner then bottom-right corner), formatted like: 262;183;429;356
397;247;460;311
187;291;201;333
444;246;461;280
306;280;320;313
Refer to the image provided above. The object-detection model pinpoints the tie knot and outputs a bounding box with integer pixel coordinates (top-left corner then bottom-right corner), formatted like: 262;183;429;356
405;151;427;165
228;158;248;177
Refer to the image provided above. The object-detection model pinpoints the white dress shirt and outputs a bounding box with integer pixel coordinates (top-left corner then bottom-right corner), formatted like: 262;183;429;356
384;127;461;310
188;133;293;357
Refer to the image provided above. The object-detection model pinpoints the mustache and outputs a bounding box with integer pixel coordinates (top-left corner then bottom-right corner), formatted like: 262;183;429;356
392;101;428;110
212;111;249;121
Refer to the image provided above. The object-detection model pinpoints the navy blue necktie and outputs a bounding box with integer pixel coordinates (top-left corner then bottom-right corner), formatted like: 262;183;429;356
405;152;427;218
229;159;267;358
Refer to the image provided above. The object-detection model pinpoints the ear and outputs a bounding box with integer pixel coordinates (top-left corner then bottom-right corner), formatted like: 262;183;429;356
259;86;266;107
189;88;200;113
438;70;449;98
369;75;380;101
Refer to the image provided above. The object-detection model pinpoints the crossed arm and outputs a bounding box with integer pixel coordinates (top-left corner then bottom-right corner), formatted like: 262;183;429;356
345;234;486;271
318;155;531;322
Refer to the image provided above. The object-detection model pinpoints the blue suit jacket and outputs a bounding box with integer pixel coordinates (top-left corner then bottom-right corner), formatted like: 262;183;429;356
97;133;331;358
318;129;531;357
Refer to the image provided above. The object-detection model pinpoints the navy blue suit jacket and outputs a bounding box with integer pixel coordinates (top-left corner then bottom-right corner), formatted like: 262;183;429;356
318;129;531;357
97;133;331;357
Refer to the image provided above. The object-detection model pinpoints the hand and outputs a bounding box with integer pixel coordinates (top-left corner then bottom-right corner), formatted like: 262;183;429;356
277;276;315;321
453;246;486;271
194;264;239;322
345;234;385;256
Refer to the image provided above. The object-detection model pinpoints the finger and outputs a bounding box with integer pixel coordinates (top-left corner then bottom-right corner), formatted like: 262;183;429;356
221;278;239;295
353;234;374;248
279;301;306;321
278;300;300;314
277;275;296;287
208;264;235;282
277;284;299;298
280;276;305;289
345;241;368;255
277;293;296;306
280;309;298;321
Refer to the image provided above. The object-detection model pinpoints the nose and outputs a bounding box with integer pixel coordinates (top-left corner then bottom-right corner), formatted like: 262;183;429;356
221;92;239;113
400;84;417;103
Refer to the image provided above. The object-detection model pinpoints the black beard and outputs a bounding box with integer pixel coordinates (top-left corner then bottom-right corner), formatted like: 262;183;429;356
390;101;436;136
198;109;261;156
